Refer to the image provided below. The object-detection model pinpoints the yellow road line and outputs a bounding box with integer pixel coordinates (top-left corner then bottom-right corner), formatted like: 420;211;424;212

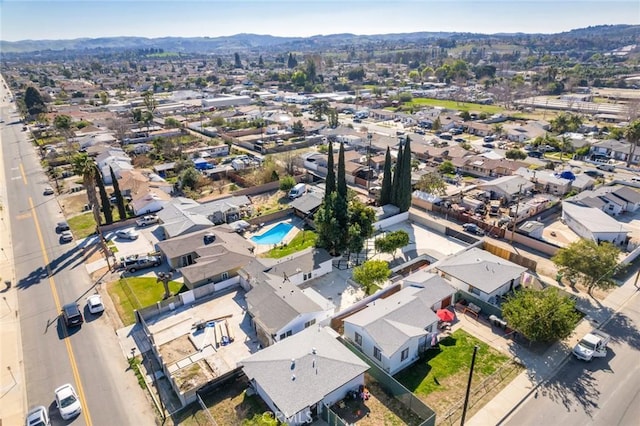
29;197;92;426
19;163;27;185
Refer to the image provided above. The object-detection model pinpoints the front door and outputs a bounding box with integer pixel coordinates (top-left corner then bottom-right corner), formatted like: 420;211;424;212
441;296;452;309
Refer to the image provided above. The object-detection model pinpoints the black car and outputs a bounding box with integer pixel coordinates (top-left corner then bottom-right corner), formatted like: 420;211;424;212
61;303;83;327
56;221;70;233
584;170;605;178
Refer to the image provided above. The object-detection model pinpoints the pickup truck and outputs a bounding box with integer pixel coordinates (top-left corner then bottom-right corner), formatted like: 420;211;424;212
572;329;611;361
136;214;159;227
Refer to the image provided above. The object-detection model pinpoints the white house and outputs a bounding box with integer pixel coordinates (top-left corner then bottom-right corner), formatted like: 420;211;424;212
263;248;333;286
241;327;369;425
561;201;629;246
130;189;171;215
432;247;527;304
242;254;335;348
343;275;456;375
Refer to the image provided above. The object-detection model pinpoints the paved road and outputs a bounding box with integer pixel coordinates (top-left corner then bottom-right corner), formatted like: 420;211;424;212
0;82;155;425
504;290;640;426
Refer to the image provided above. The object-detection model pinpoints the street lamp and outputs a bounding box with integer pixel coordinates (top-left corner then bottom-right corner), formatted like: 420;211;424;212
367;132;373;192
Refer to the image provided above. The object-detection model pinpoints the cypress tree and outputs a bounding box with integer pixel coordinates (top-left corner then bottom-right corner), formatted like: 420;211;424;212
399;136;413;212
391;141;404;207
325;141;336;200
96;166;113;224
110;166;126;220
335;142;350;252
379;147;393;205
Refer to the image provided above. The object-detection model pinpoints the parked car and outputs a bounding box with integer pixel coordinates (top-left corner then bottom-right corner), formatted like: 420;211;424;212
123;255;161;273
54;384;82;420
25;405;50;426
59;230;73;243
462;223;485;236
584;170;604;178
135;215;159;227
43;186;54;196
85;294;104;314
527;151;543;158
482;142;495;149
483;136;495;143
55;221;70;233
61;302;83;327
115;229;139;240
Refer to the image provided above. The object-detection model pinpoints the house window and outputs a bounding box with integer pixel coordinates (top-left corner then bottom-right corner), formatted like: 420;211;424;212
279;330;293;340
401;348;409;361
221;272;229;280
468;286;481;296
304;319;316;328
303;272;312;281
373;346;382;361
355;332;362;346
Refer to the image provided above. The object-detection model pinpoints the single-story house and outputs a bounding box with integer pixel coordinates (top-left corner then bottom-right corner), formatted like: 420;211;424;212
129;189;171;215
157;225;255;288
261;248;333;286
241;326;369;425
561;201;629;246
478;175;535;201
290;192;324;218
344;274;455;375
432;247;527;304
514;168;572;196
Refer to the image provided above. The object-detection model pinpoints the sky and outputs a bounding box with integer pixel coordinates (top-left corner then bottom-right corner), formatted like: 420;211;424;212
1;0;639;42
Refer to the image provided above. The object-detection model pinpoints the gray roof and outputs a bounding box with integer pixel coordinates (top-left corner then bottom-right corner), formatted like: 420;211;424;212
344;285;448;356
157;225;253;259
245;271;324;334
181;249;254;284
289;192;323;215
264;248;333;279
592;139;630;152
161;216;214;239
609;185;640;204
187;195;251;216
241;327;369;417
402;271;458;302
562;201;629;234
483;173;535;194
435;248;527;294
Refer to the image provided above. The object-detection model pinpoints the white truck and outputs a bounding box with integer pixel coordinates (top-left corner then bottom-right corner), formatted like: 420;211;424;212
572;329;611;361
288;183;307;199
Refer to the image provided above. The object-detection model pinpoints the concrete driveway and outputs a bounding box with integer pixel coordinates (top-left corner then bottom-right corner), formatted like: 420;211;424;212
105;224;160;259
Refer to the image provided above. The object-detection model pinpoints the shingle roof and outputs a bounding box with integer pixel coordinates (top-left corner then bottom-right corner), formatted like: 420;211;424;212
435;248;527;294
562;201;629;234
157;225;253;259
241;327;369;417
344;286;445;356
264;248;333;278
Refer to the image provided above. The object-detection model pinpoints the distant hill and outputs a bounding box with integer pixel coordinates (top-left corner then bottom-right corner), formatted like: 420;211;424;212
1;25;638;55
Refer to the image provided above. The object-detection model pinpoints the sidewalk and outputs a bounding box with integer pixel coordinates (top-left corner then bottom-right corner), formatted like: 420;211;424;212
466;274;640;425
0;97;27;424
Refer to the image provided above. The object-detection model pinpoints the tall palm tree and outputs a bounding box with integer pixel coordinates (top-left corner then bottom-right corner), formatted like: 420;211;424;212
72;153;101;228
559;135;573;163
625;120;640;167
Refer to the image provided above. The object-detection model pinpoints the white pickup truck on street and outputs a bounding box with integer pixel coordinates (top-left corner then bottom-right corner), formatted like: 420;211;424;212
572;329;611;361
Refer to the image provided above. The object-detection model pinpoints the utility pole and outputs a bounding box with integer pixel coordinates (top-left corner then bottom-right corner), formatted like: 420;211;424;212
460;345;479;426
367;132;373;192
509;183;524;245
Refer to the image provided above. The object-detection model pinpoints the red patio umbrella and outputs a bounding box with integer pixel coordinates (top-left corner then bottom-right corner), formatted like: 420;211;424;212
436;309;455;322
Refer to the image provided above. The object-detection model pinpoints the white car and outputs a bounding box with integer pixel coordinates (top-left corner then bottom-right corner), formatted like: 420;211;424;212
87;294;104;314
115;229;139;240
43;186;54;196
25;405;50;426
60;230;74;243
136;215;159;227
54;384;82;420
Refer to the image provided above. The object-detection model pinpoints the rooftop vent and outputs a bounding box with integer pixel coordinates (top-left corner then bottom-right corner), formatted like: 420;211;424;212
204;234;216;244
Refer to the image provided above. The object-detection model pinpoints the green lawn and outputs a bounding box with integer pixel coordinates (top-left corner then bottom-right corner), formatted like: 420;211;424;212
403;98;504;115
262;230;318;258
107;277;186;326
395;329;511;396
68;209;132;239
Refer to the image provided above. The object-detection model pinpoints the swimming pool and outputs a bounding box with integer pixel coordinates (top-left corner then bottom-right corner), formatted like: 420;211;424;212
251;223;294;245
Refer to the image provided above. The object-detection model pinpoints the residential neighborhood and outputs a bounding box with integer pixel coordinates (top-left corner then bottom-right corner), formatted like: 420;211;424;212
1;9;640;426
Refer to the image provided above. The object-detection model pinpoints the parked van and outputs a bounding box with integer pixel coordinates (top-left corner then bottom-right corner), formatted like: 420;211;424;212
288;183;307;199
596;163;615;172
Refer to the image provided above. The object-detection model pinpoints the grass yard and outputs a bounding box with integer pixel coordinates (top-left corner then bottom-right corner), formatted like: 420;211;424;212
405;98;505;115
395;329;518;418
67;209;131;239
262;230;317;258
199;377;269;426
107;277;186;326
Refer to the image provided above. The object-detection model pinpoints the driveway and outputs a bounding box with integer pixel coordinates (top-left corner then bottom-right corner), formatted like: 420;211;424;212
105;224;160;259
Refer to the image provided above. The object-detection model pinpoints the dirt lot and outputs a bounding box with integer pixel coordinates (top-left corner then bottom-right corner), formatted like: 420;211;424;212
159;334;197;365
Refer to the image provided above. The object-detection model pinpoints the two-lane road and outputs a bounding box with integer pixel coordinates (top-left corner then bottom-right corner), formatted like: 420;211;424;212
504;290;640;426
1;81;154;425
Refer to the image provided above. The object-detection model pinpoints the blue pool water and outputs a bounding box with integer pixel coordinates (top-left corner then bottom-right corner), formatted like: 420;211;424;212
251;223;294;245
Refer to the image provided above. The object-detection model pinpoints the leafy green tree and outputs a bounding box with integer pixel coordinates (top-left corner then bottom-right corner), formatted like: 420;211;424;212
432;117;442;132
287;53;298;69
234;52;242;68
552;239;622;294
311;99;329;121
110;166;126;220
279;175;296;192
375;230;410;260
54;114;72;132
327;109;339;128
502;287;581;343
379;147;393;205
438;160;456;175
505;149;527;160
353;260;391;295
314;192;340;255
459;111;471;121
180;167;200;191
24;86;46;116
96;166;113;224
292;120;305;136
99;91;109;105
347;200;376;254
416;172;447;195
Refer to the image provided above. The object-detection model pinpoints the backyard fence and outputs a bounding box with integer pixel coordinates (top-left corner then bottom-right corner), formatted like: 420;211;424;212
439;360;523;425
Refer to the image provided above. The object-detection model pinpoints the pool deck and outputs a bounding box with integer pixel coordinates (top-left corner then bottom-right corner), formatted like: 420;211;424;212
244;216;304;254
